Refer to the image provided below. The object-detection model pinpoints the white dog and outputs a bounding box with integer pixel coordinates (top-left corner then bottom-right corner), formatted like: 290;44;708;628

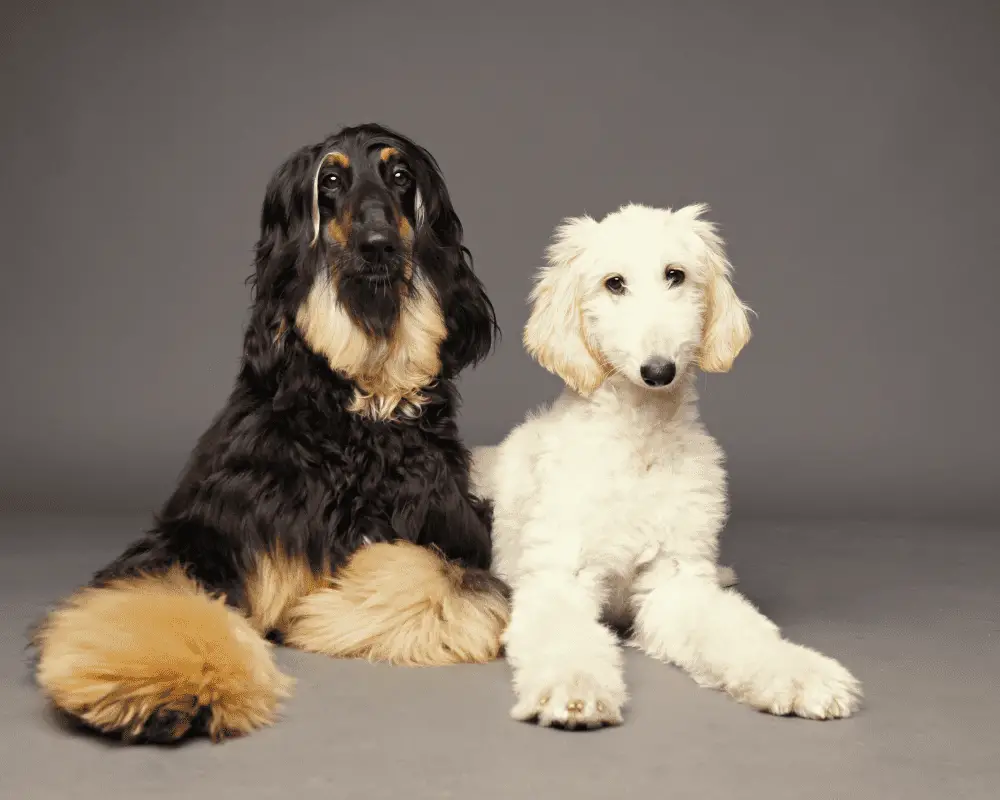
471;203;862;729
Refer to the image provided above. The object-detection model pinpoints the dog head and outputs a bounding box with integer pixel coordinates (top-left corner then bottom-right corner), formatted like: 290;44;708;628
249;124;497;419
524;203;752;395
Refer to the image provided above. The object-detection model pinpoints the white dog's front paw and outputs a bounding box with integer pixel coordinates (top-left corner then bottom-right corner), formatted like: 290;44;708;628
734;643;862;720
511;670;626;730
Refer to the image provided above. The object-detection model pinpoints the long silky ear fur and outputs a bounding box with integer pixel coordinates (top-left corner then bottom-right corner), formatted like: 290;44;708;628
409;144;498;376
242;143;324;384
680;204;753;373
523;216;605;395
438;241;498;376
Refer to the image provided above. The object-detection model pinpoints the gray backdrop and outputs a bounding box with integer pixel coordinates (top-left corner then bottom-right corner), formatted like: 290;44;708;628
2;0;998;521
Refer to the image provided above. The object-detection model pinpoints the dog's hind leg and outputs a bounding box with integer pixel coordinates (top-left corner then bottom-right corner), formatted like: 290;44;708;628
32;565;292;743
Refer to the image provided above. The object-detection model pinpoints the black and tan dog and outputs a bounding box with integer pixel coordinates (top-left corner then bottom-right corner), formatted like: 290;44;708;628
31;124;509;744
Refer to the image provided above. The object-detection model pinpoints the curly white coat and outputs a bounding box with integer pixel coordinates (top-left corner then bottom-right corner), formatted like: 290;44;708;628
472;203;862;729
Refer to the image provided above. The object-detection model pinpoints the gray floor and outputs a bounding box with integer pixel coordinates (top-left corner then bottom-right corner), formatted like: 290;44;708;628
1;515;997;799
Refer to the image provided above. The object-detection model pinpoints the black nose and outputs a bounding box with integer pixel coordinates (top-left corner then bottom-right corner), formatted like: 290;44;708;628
358;229;397;264
639;358;676;387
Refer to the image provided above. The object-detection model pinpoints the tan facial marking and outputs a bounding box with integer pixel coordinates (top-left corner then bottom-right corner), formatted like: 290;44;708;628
326;210;352;246
398;216;413;243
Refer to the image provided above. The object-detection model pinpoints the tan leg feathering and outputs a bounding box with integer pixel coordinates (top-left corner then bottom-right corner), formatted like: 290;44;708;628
33;567;293;743
284;541;510;666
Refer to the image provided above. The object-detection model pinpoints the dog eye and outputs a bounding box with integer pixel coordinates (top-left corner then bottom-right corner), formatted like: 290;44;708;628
665;267;685;286
604;275;627;295
392;168;412;188
322;173;340;190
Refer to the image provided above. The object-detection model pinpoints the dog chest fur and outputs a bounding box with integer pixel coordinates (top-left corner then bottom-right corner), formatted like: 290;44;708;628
488;381;726;591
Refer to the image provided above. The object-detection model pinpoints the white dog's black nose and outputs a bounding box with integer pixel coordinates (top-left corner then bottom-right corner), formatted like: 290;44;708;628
640;358;676;387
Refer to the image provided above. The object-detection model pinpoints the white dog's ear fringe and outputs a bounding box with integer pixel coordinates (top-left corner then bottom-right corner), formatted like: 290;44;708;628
523;215;606;396
681;205;753;373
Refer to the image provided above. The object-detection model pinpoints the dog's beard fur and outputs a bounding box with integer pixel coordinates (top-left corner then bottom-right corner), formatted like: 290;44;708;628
295;263;447;421
331;245;413;339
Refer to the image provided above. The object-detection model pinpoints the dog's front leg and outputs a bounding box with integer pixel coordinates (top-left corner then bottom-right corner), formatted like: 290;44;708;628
468;445;499;501
503;561;627;729
631;556;862;719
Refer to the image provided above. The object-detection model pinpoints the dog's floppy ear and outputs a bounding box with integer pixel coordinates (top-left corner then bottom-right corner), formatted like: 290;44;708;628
523;215;606;395
406;143;498;374
252;144;323;298
680;204;752;373
243;143;325;379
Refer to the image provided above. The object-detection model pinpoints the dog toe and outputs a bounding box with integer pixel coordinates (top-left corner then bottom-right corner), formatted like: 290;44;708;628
511;672;625;731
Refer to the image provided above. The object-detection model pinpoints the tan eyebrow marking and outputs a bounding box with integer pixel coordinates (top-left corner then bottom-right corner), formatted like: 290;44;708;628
379;147;399;162
324;151;350;168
